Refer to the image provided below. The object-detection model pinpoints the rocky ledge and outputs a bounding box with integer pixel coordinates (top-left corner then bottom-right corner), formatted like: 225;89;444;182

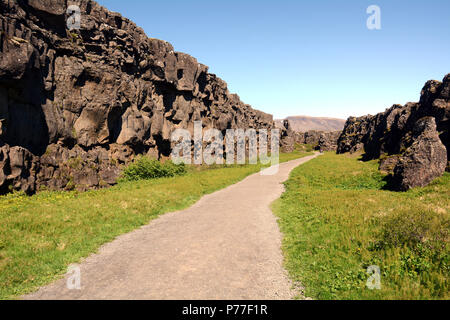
0;0;274;194
337;74;449;190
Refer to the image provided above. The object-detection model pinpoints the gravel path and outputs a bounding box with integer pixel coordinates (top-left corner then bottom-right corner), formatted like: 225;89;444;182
24;153;320;300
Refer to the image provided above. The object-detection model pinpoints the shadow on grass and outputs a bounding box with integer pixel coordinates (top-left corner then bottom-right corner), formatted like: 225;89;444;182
354;152;402;192
380;174;402;192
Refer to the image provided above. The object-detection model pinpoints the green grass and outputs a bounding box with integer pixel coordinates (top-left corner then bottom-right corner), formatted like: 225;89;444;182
272;152;449;300
0;151;312;300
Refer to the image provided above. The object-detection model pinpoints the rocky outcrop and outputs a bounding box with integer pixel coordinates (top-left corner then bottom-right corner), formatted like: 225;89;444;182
296;131;322;146
0;0;274;194
317;131;341;152
337;74;449;190
336;115;373;154
392;117;447;191
278;119;341;152
296;130;340;151
279;120;295;152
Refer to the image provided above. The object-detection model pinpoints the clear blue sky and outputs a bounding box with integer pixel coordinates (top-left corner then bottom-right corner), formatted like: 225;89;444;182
97;0;450;119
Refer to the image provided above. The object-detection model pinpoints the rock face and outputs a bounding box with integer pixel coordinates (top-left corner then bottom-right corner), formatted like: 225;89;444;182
393;117;447;190
296;131;340;150
279;120;295;152
0;0;273;194
337;74;449;190
336;115;373;154
277;120;341;152
316;131;341;152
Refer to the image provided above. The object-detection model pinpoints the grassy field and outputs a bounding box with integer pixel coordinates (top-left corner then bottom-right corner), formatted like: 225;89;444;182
0;151;311;300
273;152;449;300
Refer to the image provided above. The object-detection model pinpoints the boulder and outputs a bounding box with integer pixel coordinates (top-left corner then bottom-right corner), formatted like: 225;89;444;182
393;117;447;191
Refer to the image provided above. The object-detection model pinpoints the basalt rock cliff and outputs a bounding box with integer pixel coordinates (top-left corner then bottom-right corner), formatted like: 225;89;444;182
277;120;340;152
337;74;449;190
0;0;274;194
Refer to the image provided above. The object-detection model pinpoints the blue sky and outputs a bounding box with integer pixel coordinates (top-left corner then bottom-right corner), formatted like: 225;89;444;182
97;0;450;119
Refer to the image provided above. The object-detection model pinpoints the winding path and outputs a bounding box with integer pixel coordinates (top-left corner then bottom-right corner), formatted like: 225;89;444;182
25;153;320;300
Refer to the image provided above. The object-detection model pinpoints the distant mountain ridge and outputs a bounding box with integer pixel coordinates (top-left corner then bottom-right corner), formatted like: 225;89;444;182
275;116;346;132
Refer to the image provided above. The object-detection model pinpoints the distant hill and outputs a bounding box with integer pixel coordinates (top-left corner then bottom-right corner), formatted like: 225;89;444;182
275;116;346;132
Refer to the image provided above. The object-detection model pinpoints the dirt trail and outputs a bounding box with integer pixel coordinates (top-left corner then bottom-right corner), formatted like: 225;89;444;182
24;153;320;300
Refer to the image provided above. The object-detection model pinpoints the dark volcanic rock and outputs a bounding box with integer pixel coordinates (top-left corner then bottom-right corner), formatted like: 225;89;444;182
393;117;447;191
277;118;341;152
279;120;295;152
295;130;340;151
0;143;38;194
337;74;450;189
379;155;400;175
0;0;274;194
302;131;322;146
317;131;341;152
336;115;373;154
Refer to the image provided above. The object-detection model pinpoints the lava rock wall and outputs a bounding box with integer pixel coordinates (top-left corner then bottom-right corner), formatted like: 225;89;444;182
337;74;449;190
0;0;274;194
